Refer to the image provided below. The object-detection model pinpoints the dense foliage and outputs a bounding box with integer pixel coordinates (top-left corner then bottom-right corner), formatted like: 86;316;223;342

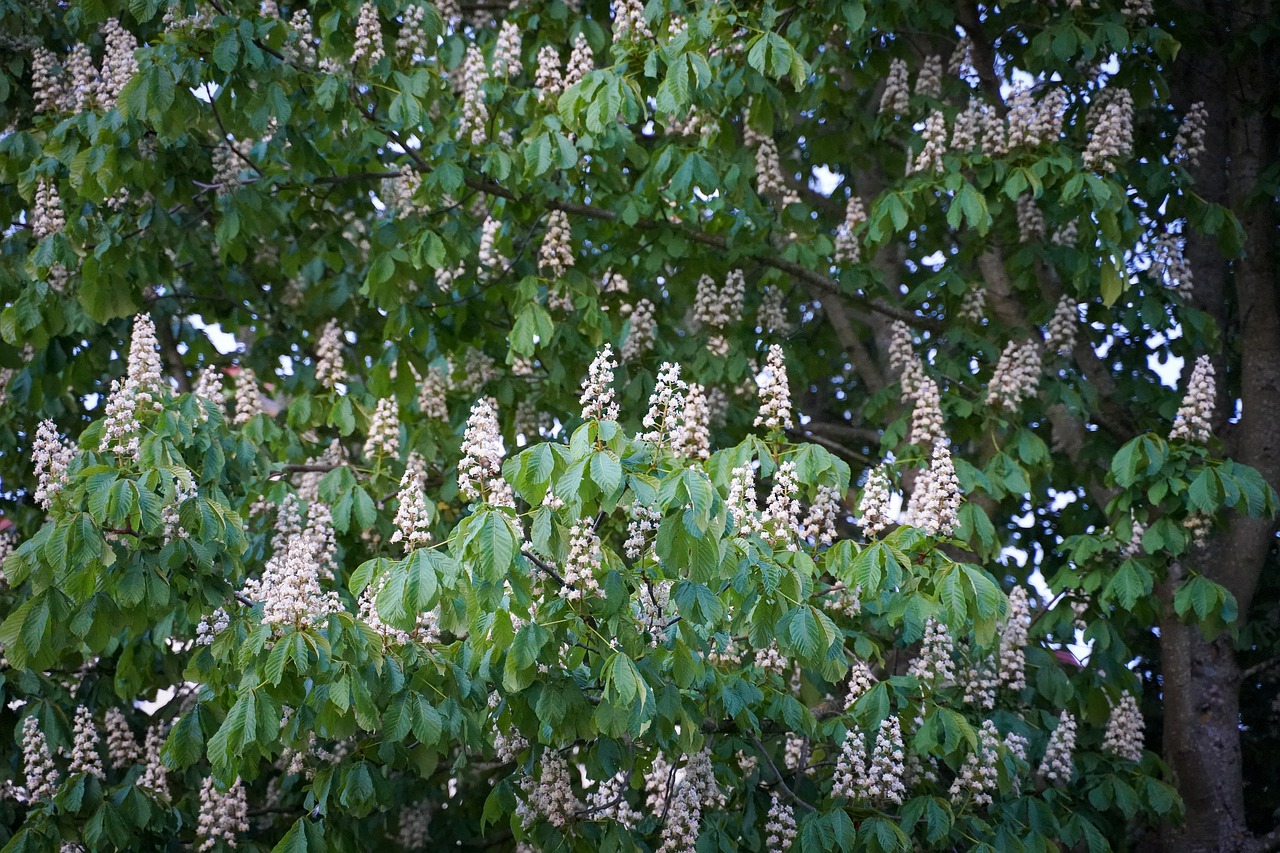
0;0;1276;851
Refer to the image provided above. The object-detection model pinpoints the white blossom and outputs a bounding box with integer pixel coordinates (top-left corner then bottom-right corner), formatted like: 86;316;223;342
563;33;594;90
833;196;867;264
538;210;574;278
314;321;347;390
1040;712;1077;784
762;461;802;551
363;397;401;459
846;660;876;707
906;441;961;537
233;368;265;425
1171;101;1208;165
642;362;688;446
866;716;908;804
957;287;986;324
728;464;763;537
909;617;955;683
559;518;602;601
197;777;248;851
1016;193;1045;243
458;45;489;146
754;344;793;431
351;2;385;68
32;178;64;239
910;110;947;175
999;586;1032;691
832;731;868;800
22;716;59;801
138;723;169;797
416;364;450;420
580;344;619;421
587;772;642;828
395;4;430;65
1083;88;1134;173
764;795;797;852
612;0;653;42
857;465;894;537
879;58;910;116
493;21;522;77
99;18;138;109
986;338;1042;413
534;45;563;105
392;452;433;550
1045;296;1080;356
31;47;63;113
516;752;582;829
914;54;942;99
1102;690;1145;761
33;419;76;509
1170;355;1215;443
802;485;842;547
949;719;1000;806
68;706;104;779
458;398;514;506
910;376;945;446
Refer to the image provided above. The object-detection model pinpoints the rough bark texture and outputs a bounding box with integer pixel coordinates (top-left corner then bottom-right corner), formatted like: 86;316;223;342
1162;1;1280;849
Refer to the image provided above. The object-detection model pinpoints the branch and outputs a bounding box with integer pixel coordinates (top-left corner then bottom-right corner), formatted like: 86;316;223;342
575;768;634;818
521;549;569;589
750;736;817;812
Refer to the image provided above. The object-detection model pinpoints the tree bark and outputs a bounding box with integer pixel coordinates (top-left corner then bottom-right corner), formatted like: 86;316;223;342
1161;1;1280;848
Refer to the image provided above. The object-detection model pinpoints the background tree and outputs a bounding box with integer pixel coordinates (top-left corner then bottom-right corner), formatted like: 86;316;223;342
0;0;1276;851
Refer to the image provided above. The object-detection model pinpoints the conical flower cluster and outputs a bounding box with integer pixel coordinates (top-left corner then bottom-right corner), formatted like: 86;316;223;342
986;338;1042;413
535;46;564;104
516;752;582;829
32;178;64;238
68;706;105;779
801;485;842;547
350;2;385;68
832;731;868;800
612;0;653;41
580;345;619;421
1169;355;1215;443
395;4;430;65
1102;690;1145;761
458;45;489;146
910;111;948;175
538;210;575;278
197;777;249;851
908;617;955;683
998;586;1031;690
458;397;514;506
493;21;523;77
22;715;59;800
99;18;139;109
416;364;450;420
909;376;945;446
391;452;433;551
362;397;401;459
1045;296;1079;356
866;716;908;804
560;518;603;601
101;314;165;458
879;58;910;116
138;723;169;797
104;707;141;768
193;367;226;419
233;368;265;425
905;441;961;537
564;33;594;90
1040;712;1077;784
1171;101;1208;166
762;461;802;551
833;195;867;264
949;719;1000;806
857;465;894;537
314;320;347;390
1084;88;1134;173
754;345;793;431
33;418;76;509
641;362;688;446
242;507;343;635
764;795;797;851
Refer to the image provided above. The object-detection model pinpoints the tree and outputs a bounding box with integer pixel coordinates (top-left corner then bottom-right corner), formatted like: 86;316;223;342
0;0;1276;851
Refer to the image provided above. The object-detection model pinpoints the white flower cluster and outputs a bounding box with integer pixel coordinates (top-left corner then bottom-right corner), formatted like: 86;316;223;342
33;418;76;509
949;719;1000;807
906;441;961;537
833;195;867;264
1040;712;1077;784
580;344;619;421
139;723;169;797
1170;355;1215;443
1102;690;1145;761
395;4;430;65
981;103;1008;157
999;586;1031;691
612;0;653;41
493;21;522;77
986;338;1042;413
196;608;229;646
915;54;942;99
801;485;842;547
416;364;450;420
362;397;401;459
287;9;318;65
351;2;385;67
104;707;141;768
99;18;139;109
1150;225;1194;294
910;111;948;175
564;33;595;90
1084;88;1134;173
233;368;265;425
517;752;582;829
676;383;713;461
1184;511;1212;549
957;287;986;324
197;777;248;851
727;465;763;537
692;271;745;332
193;367;225;419
960;653;997;709
457;347;498;394
764;795;797;852
68;706;105;779
392;452;433;550
459;399;513;506
22;716;59;800
161;470;197;544
832;731;867;800
909;376;945;446
1171;101;1208;165
1016;193;1045;243
642;362;688;446
1045;296;1079;356
658;778;702;853
637;577;671;642
909;617;955;683
857;465;894;537
101;313;165;458
866;716;908;804
31;47;62;113
879;58;910;116
477;218;503;278
753;136;800;206
539;210;575;279
396;800;432;848
757;286;789;334
63;44;97;112
243;506;343;635
846;660;877;707
458;45;489;146
32;178;65;239
754;345;794;431
314;321;347;390
535;45;564;105
762;462;802;551
587;772;642;828
560;518;603;601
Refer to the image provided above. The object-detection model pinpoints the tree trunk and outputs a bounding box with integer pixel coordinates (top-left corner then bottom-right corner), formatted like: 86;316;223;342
1161;1;1280;849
